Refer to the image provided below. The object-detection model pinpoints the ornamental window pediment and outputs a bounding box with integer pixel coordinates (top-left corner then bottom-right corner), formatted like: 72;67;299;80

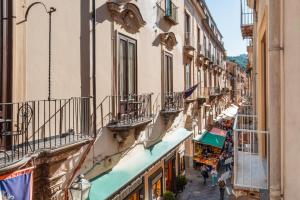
159;32;177;50
107;1;146;32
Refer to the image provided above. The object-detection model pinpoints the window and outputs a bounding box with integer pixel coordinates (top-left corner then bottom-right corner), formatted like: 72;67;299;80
185;63;191;90
149;170;163;200
197;27;201;52
204;35;207;55
119;34;137;99
185;12;190;33
164;53;173;94
197;69;201;96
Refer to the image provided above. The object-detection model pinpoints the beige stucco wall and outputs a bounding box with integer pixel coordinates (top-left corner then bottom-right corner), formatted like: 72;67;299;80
282;0;300;199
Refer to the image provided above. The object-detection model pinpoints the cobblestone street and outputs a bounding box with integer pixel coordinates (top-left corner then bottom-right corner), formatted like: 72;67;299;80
177;159;234;200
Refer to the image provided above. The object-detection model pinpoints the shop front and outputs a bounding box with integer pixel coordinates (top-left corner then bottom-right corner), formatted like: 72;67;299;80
193;128;227;169
164;155;176;193
149;169;163;200
89;128;192;200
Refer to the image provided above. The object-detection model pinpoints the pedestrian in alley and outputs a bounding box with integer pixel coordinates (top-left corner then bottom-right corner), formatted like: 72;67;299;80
210;167;218;186
200;165;209;185
218;178;226;200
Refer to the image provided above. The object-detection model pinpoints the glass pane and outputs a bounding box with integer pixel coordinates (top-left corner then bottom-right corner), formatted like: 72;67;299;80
168;56;173;93
185;63;190;90
128;42;136;98
166;0;171;16
119;39;127;98
164;55;168;93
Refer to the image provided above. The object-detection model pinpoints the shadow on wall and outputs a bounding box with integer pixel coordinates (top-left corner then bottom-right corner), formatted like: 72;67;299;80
94;3;112;24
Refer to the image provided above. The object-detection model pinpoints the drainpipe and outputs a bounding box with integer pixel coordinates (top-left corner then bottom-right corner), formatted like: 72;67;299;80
92;0;97;138
268;1;282;199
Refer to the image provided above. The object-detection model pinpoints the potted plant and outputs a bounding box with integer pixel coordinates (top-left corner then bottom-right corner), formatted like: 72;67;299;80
163;191;175;200
176;175;187;192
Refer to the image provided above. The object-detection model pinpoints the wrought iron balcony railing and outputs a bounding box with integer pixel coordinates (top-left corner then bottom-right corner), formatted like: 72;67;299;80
164;0;178;24
184;32;194;49
197;43;202;55
162;92;183;113
209;87;221;96
240;0;254;39
197;87;209;98
0;97;92;168
233;113;269;190
96;94;153;131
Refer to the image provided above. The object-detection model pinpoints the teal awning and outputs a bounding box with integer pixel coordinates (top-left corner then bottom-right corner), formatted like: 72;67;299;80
194;130;226;149
89;128;192;200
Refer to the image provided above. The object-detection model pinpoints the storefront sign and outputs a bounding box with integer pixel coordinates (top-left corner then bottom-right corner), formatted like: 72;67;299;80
0;167;33;200
112;177;143;200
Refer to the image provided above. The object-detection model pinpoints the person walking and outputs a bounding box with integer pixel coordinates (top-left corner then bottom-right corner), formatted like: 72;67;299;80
210;167;218;186
201;165;209;185
218;178;226;200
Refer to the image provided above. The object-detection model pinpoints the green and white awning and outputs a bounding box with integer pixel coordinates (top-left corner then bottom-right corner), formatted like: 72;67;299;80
194;129;226;149
89;128;192;200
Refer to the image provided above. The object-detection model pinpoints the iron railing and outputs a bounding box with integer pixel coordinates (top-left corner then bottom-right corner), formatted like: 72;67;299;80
197;43;202;55
205;49;211;59
184;32;194;48
162;92;183;112
197;87;209;98
95;94;153;129
0;97;92;167
165;0;178;23
240;0;254;38
209;87;221;96
233;114;269;190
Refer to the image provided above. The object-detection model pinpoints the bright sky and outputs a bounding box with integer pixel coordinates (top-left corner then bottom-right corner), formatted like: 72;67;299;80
205;0;247;56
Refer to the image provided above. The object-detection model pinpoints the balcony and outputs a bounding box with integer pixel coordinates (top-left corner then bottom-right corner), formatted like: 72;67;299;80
102;94;153;131
197;43;202;56
164;0;178;25
161;92;183;116
233;114;269;191
0;97;92;168
184;32;195;51
209;87;221;97
204;50;211;61
240;0;254;39
197;87;209;105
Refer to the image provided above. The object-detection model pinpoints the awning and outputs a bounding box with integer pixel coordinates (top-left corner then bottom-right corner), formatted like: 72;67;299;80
194;130;226;149
209;128;227;137
89;128;192;200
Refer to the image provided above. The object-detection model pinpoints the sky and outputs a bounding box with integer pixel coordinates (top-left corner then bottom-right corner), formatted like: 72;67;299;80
205;0;247;56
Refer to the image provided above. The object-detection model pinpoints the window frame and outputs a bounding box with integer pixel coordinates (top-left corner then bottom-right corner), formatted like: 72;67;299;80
118;33;138;99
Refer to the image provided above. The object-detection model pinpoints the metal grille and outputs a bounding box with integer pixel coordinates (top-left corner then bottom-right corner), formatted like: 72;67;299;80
0;97;92;167
233;113;269;190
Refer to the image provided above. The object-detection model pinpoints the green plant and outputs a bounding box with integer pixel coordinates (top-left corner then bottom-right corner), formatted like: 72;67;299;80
176;175;187;192
163;191;175;200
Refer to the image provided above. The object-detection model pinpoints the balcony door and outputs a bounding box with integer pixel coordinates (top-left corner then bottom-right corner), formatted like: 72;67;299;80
165;0;172;17
119;34;137;100
185;62;191;90
164;53;173;94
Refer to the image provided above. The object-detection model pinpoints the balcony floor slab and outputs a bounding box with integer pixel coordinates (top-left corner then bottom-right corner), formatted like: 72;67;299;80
235;151;268;190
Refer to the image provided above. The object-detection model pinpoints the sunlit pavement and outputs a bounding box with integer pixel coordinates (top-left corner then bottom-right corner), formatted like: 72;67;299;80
177;158;234;200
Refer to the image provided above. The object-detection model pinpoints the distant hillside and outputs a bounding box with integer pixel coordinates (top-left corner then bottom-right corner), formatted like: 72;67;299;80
227;54;248;71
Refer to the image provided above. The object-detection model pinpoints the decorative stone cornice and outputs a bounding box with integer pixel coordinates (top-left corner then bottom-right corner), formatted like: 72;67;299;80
159;32;177;49
107;1;146;32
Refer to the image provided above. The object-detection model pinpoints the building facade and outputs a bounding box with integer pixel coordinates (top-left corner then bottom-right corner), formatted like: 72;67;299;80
0;0;238;199
234;0;300;199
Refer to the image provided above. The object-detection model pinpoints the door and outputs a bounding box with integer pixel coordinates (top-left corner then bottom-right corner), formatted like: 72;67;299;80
164;53;173;94
118;34;137;118
185;62;191;90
